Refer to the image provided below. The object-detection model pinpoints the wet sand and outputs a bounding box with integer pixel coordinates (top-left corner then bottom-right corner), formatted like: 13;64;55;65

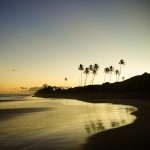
79;98;150;150
0;97;150;149
0;107;51;120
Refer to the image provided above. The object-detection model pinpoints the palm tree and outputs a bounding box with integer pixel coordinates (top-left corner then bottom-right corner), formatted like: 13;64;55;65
89;65;94;85
84;67;90;86
118;59;125;81
104;67;110;83
94;63;99;71
109;66;114;82
64;77;67;88
91;64;99;85
115;69;120;82
78;64;84;86
89;65;93;71
91;68;98;85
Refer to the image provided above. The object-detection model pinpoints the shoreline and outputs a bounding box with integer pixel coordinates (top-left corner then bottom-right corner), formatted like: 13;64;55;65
33;93;150;105
76;97;150;149
34;95;150;149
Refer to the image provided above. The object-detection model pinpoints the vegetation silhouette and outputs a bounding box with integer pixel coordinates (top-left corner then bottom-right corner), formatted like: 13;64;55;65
64;77;67;88
115;69;120;82
84;67;90;86
78;64;84;86
109;66;114;82
91;64;99;85
34;72;150;99
89;65;94;84
103;67;110;83
118;59;125;81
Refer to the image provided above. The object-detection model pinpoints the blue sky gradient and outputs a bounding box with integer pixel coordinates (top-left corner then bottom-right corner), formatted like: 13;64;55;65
0;0;150;93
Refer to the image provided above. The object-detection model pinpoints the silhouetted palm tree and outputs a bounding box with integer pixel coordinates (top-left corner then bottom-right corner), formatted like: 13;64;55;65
94;63;99;71
104;67;110;83
91;64;99;85
91;68;97;85
118;59;125;81
115;69;120;82
78;64;84;86
64;78;67;88
89;65;93;71
109;66;114;82
84;67;90;86
89;65;94;85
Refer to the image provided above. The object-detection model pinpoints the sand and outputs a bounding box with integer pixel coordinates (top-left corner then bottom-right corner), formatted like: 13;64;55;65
79;98;150;149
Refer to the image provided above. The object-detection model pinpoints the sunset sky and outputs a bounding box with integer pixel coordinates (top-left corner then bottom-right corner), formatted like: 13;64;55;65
0;0;150;94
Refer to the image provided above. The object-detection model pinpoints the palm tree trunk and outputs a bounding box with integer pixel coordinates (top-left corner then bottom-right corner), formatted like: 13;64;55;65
81;71;82;86
118;64;121;81
84;75;87;86
90;75;93;85
116;75;117;82
104;73;106;83
110;72;112;83
117;73;120;81
79;78;80;86
92;75;95;85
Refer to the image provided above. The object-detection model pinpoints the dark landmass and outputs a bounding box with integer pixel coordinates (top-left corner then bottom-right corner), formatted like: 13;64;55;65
34;72;150;100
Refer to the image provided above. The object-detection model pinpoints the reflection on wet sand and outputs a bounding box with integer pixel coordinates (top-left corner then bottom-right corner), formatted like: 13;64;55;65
83;104;137;137
85;120;106;134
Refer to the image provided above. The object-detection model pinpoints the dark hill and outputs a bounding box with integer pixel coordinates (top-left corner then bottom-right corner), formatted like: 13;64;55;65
100;72;150;92
34;72;150;99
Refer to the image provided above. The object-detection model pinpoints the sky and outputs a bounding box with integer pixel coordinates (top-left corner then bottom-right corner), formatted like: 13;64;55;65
0;0;150;94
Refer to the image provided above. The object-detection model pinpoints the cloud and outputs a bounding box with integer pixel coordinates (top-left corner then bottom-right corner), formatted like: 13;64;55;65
28;87;41;92
11;69;16;72
19;86;41;94
20;87;28;90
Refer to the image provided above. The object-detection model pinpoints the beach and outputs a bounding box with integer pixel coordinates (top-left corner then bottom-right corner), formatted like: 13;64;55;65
80;98;150;149
0;95;150;150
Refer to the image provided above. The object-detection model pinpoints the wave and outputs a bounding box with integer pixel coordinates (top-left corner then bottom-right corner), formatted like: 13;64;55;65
0;94;30;101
